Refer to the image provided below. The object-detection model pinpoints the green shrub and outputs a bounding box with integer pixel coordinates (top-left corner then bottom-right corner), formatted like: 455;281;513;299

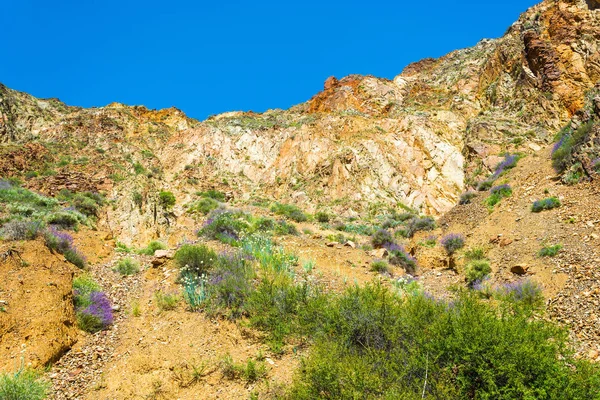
370;260;389;273
465;259;491;285
187;197;220;215
133;162;146;175
154;291;179;311
371;229;393;248
552;120;594;173
0;368;50;400
270;202;307;222
285;284;599;399
440;233;465;256
64;248;86;269
404;216;436;238
204;252;254;318
532;197;561;212
200;210;252;244
464;246;487;261
459;191;477;205
159;191;176;210
538;244;562;257
138;240;166;256
315;211;330;223
114;257;140;275
175;244;218;277
132;191;143;209
274;220;298;236
45;211;85;229
197;189;226;201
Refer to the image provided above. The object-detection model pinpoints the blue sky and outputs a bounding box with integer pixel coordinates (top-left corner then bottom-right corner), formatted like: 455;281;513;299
1;1;538;120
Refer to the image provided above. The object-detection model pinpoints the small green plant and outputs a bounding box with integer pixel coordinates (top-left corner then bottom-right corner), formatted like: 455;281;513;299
270;202;307;222
187;197;220;215
114;257;140;275
133;162;146;175
315;211;330;223
132;191;143;209
370;259;389;273
531;197;561;212
485;184;512;209
138;240;166;256
131;300;141;317
159;191;176;210
115;241;132;253
465;259;492;285
154;291;179;311
175;244;218;277
464;246;487;261
440;233;465;256
538;244;562;257
0;368;50;400
371;229;393;248
197;189;226;201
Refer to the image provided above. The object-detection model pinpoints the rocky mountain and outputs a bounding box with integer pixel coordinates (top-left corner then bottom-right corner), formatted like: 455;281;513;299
0;1;598;242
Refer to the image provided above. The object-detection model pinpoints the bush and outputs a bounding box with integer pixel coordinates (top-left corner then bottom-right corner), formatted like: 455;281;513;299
72;193;101;217
75;291;113;333
286;284;599;399
159;191;176;210
315;211;330;223
539;244;562;257
458;191;477;205
464;246;487;261
552;121;594;173
155;291;179;311
175;244;218;277
497;279;544;310
205;252;254;318
370;259;389;273
532;197;561;212
64;248;86;269
197;189;226;201
114;257;140;275
187;197;220;215
477;179;494;191
371;229;393;248
386;243;417;274
440;233;465;255
270;203;307;222
0;220;44;241
274;220;298;236
465;259;491;285
44;228;86;268
405;216;436;238
0;368;50;400
46;210;85;229
138;240;166;256
200;209;252;244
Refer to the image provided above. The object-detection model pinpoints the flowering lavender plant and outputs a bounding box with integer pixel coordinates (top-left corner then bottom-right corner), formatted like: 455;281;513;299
0;180;12;190
440;233;465;256
75;289;114;333
498;279;544;309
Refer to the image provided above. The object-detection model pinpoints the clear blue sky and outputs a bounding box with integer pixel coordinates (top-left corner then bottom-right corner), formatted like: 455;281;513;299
1;0;538;120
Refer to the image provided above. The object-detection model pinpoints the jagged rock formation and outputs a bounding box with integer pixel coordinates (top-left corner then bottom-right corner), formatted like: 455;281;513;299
0;0;599;243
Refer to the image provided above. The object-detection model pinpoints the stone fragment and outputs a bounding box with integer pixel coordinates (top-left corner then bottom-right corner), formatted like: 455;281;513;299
510;264;529;275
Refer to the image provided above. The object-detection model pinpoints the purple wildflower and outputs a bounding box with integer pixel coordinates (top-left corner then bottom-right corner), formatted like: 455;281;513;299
552;136;566;154
82;291;114;327
492;154;518;178
0;180;12;190
440;233;465;255
490;184;512;195
499;279;543;306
